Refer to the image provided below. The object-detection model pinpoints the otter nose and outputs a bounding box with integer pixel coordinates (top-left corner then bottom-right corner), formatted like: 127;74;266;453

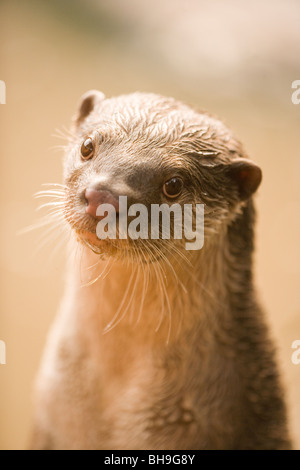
84;188;119;218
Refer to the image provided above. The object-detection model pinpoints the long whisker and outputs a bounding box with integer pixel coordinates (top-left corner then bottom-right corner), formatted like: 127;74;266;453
41;183;68;189
103;264;138;334
134;247;149;327
36;201;65;211
18;211;65;235
159;261;172;345
38;225;71;268
81;258;115;288
34;191;66;199
52;126;78;143
32;219;69;258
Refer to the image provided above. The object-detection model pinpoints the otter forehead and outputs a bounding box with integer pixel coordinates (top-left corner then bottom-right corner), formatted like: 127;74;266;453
75;92;244;162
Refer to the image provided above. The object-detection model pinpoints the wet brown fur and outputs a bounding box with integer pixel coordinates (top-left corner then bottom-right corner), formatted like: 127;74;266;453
31;91;291;450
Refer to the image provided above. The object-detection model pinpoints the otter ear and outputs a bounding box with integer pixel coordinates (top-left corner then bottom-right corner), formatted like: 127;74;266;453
73;90;105;128
226;158;262;200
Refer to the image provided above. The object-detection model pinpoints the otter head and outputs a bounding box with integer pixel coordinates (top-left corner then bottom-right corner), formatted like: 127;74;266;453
63;90;262;262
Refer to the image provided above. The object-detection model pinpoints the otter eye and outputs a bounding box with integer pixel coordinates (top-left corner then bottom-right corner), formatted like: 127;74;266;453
81;137;94;160
163;177;183;198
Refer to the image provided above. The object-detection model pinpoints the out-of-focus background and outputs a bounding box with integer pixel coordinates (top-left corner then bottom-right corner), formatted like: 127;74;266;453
0;0;299;450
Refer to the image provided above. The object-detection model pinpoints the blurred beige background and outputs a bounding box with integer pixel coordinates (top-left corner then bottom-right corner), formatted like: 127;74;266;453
0;0;299;449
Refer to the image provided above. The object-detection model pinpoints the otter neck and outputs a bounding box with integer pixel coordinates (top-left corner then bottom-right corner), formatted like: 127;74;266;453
66;218;254;348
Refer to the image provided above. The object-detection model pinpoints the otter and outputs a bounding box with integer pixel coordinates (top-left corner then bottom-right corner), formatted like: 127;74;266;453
31;91;291;450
